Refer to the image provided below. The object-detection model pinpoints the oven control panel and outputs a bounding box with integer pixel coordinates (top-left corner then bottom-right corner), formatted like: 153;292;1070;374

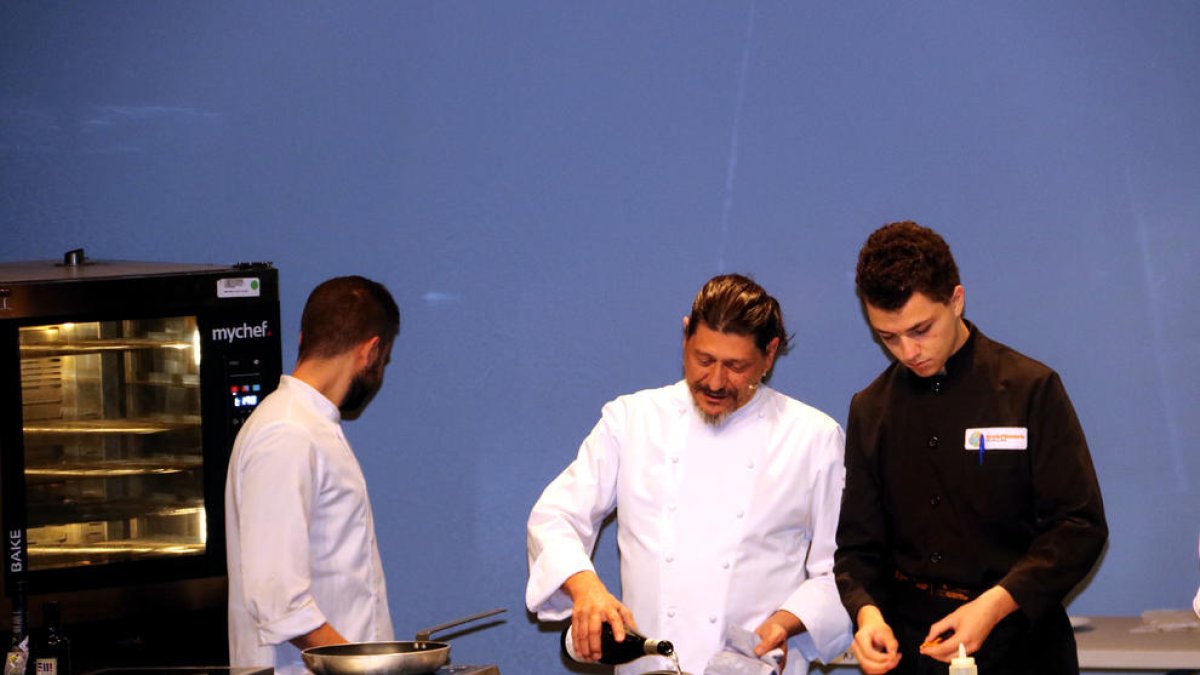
225;354;269;432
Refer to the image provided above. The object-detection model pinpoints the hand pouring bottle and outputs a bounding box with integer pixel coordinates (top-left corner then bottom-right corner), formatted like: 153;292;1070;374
561;622;674;665
948;643;977;675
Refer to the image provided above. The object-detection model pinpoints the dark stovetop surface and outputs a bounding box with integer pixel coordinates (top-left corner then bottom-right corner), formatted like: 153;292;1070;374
84;662;496;667
84;669;273;675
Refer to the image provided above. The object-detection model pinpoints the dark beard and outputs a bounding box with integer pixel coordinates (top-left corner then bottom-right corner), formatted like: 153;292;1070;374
339;371;381;420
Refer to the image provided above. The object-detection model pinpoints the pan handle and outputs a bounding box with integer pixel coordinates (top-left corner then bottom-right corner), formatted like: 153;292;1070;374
415;607;507;642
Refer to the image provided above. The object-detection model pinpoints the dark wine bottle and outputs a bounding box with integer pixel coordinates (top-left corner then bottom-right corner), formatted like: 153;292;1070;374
5;579;30;675
9;580;27;652
561;621;674;665
33;602;71;675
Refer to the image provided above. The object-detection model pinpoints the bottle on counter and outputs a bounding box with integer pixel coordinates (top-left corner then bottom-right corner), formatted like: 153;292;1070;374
5;579;30;675
561;621;674;665
33;602;71;675
948;643;977;675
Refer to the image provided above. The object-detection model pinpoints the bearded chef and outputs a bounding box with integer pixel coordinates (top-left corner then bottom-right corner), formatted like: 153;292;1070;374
226;276;399;674
526;273;852;675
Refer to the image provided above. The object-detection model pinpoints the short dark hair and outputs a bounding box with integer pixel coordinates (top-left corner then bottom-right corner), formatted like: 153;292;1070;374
856;221;960;310
685;273;791;358
298;276;400;361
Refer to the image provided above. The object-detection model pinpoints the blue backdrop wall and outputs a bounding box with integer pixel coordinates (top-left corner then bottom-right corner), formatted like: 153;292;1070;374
3;2;1198;672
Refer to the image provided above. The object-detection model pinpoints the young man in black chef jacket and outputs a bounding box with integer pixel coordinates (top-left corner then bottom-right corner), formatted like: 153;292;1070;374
834;221;1107;675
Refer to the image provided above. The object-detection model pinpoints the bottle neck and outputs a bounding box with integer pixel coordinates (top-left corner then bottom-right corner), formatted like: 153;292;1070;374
644;638;673;656
10;584;27;644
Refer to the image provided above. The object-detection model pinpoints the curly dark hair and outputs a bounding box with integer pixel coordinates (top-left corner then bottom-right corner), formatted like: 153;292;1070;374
685;273;792;359
298;275;400;362
855;221;960;311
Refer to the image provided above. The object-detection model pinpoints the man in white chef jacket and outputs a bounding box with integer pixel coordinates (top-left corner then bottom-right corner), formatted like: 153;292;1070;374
527;274;852;675
226;276;399;675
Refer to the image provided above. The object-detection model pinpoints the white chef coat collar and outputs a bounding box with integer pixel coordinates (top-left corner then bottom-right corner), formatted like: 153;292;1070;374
279;374;342;423
724;381;768;423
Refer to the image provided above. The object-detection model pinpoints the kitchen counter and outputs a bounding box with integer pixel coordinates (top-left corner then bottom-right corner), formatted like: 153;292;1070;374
1073;615;1200;670
816;615;1200;672
85;669;272;675
86;666;502;675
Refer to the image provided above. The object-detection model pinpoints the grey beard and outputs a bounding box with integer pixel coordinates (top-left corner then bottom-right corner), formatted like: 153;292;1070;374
692;399;732;427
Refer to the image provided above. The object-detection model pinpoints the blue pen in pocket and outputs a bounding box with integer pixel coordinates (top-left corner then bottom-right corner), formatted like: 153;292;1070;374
978;434;986;465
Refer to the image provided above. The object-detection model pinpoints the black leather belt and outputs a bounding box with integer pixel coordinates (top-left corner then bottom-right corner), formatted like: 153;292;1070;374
893;569;978;602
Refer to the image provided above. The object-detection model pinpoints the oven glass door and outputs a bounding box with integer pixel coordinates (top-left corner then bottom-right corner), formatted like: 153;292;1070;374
19;316;206;571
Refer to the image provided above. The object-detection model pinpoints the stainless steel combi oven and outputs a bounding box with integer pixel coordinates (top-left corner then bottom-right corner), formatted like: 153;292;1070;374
0;254;282;643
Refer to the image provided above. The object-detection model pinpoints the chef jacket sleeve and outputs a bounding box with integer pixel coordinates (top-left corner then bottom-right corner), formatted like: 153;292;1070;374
1194;533;1200;619
526;402;623;620
230;421;328;645
833;390;890;625
996;372;1107;621
1195;535;1200;619
777;423;854;664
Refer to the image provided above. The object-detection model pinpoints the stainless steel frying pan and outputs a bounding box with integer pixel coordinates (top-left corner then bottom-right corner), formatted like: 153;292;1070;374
302;607;506;675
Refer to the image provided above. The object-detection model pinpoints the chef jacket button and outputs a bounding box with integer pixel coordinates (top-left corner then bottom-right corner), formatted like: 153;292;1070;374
930;551;944;564
736;510;745;519
709;616;718;624
746;461;755;469
929;496;941;507
668;504;677;512
722;561;731;570
927;436;939;448
667;610;676;618
666;555;675;563
931;379;943;393
671;456;680;464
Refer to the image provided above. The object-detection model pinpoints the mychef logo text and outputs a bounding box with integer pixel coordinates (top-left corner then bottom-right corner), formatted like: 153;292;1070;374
211;320;272;343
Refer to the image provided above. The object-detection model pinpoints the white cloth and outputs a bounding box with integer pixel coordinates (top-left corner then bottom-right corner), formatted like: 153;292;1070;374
527;382;852;675
226;375;393;675
704;625;784;675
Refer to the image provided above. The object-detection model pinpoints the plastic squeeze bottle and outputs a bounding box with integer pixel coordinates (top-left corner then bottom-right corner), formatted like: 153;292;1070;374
948;643;977;675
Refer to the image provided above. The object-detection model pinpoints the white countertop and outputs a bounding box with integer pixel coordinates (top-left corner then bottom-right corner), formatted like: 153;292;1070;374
1074;615;1200;669
816;615;1200;672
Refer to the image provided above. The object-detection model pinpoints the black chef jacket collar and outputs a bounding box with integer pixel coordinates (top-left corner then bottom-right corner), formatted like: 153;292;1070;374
902;319;979;393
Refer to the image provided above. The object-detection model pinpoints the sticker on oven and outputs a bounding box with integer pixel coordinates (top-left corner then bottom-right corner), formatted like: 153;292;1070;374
965;427;1027;451
217;277;261;298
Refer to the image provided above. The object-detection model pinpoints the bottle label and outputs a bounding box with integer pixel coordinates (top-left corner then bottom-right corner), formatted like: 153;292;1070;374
564;637;584;662
35;657;58;675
